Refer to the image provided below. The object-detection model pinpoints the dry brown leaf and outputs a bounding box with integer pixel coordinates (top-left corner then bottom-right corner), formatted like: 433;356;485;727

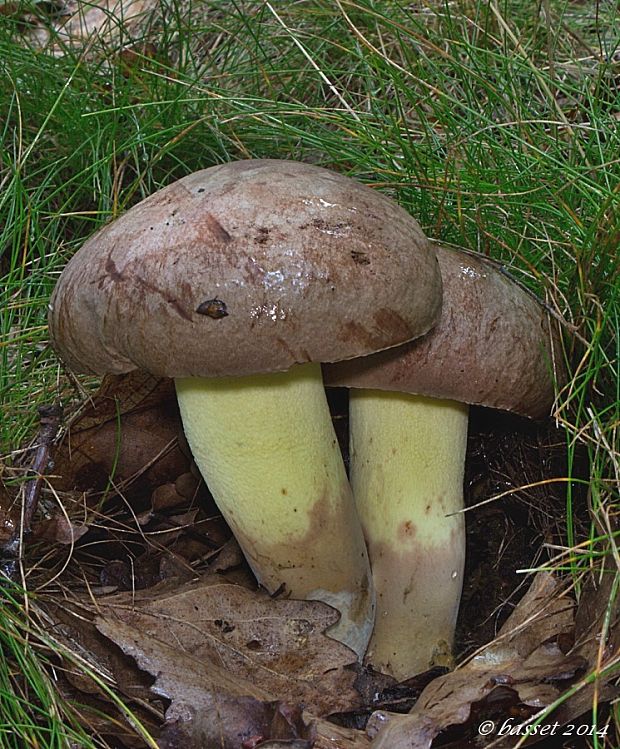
549;561;620;728
151;471;202;510
151;482;186;511
209;538;245;573
72;372;173;430
53;373;189;498
574;562;620;665
94;576;361;716
46;591;369;749
32;515;89;545
96;616;314;749
95;616;368;749
367;573;585;749
57;673;160;749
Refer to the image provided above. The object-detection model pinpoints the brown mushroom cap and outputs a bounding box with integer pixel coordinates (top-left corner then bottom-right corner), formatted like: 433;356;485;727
49;160;441;378
324;244;565;418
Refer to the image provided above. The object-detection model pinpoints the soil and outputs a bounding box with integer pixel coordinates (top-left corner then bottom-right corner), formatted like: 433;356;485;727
457;405;589;658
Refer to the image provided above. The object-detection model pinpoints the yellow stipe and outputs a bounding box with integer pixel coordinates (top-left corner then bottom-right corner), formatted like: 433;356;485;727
175;362;374;657
350;391;468;547
177;363;346;541
349;390;468;678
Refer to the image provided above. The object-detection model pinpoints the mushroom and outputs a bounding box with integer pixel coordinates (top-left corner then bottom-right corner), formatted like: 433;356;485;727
324;244;565;675
48;159;443;657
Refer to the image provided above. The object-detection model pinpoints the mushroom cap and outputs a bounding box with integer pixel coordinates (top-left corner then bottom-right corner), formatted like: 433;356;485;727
49;160;441;378
324;244;565;419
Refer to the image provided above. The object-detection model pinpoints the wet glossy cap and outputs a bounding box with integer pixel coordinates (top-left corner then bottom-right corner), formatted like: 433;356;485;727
324;244;565;418
49;160;442;377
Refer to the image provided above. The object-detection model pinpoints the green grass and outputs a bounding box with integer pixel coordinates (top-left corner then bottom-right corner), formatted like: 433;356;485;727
1;0;619;745
0;579;98;749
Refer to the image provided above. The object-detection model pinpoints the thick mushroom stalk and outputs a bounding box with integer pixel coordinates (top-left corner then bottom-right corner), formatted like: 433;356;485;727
349;391;468;676
176;362;374;657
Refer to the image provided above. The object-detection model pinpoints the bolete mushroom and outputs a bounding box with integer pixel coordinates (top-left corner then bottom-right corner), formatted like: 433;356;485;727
48;159;443;657
325;244;565;675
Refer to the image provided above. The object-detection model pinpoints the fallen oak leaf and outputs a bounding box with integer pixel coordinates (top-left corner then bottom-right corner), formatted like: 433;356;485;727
243;702;312;748
367;573;585;749
96;616;331;749
97;616;310;749
160;700;313;749
96;613;267;699
94;575;361;716
43;592;370;749
478;572;576;662
573;557;620;666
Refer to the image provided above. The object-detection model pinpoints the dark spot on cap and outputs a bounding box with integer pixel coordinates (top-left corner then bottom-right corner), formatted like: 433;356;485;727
205;213;232;243
196;299;229;319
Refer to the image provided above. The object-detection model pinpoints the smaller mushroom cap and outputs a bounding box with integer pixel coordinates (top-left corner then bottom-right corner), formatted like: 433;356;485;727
324;244;565;418
49;160;442;378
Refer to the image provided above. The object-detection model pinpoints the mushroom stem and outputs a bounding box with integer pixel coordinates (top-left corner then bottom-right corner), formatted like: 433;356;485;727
175;362;375;658
349;390;468;678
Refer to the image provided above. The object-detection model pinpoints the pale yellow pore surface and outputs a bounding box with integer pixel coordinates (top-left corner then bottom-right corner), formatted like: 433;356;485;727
175;363;374;657
349;391;469;678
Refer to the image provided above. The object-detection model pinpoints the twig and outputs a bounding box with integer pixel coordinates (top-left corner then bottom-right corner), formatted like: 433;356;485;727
2;403;63;561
